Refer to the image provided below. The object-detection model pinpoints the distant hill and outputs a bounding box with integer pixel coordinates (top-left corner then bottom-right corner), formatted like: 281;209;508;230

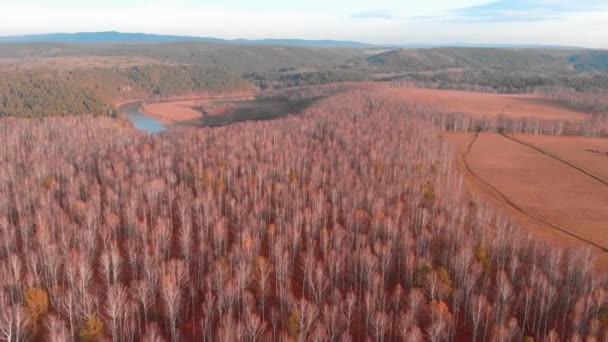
0;32;585;50
365;47;608;72
391;42;583;50
0;31;372;48
366;48;572;70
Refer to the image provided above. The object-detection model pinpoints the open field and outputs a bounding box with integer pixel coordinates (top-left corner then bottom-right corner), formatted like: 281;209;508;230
138;91;325;127
446;132;608;268
418;86;608;266
141;100;207;124
388;87;589;121
140;95;256;124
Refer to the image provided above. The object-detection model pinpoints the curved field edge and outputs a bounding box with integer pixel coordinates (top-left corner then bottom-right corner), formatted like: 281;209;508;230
446;133;608;269
459;132;608;253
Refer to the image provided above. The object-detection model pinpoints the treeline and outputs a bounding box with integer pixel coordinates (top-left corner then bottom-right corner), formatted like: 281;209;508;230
432;112;607;137
0;91;607;341
367;48;572;73
246;69;369;89
268;82;608;137
536;87;608;113
383;83;608;137
258;82;383;102
382;69;608;94
0;65;251;118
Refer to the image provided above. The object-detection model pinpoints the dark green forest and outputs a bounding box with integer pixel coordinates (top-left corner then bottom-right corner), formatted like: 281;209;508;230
1;42;608;117
0;65;251;117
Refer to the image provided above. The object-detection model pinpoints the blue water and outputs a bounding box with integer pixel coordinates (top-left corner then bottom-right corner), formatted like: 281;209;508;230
121;102;166;133
128;112;166;133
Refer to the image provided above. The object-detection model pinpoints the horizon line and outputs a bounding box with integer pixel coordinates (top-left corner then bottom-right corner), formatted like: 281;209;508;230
0;30;596;50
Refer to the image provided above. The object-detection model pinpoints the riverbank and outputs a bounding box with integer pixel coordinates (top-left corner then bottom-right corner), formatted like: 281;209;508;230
119;93;257;126
140;100;201;125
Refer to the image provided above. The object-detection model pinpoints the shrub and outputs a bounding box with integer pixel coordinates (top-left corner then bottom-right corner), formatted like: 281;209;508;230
474;243;491;272
287;309;300;338
436;267;453;295
423;181;436;202
413;264;433;288
41;176;54;190
80;315;104;341
24;287;49;326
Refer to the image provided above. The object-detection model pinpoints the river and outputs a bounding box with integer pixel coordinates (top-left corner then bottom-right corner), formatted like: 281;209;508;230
120;101;166;133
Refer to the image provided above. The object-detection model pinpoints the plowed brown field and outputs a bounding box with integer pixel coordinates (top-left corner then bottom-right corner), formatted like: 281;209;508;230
447;132;608;269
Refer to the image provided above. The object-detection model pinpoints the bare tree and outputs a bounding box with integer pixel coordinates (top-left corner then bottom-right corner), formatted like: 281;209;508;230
308;262;329;305
53;288;78;340
296;299;318;342
370;311;389;342
343;291;356;337
244;310;266;342
0;305;30;342
106;285;128;342
132;280;153;334
142;323;166;342
470;294;489;342
45;314;69;342
100;245;122;286
256;256;272;320
235;261;251;313
161;273;182;342
495;270;513;325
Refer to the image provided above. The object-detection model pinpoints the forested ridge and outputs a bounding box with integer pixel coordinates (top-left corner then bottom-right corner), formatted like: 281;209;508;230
0;65;252;118
1;43;608;117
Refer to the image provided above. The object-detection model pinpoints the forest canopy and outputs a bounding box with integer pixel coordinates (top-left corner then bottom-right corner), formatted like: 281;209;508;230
0;65;252;118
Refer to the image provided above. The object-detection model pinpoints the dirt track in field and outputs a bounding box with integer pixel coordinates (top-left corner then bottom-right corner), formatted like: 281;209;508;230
501;133;608;186
515;134;608;181
447;132;608;268
390;87;608;267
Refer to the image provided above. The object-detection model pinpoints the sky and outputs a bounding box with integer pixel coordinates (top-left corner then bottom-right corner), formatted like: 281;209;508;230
1;0;607;48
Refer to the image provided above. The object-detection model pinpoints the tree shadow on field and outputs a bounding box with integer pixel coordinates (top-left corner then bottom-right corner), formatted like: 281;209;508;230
197;96;321;127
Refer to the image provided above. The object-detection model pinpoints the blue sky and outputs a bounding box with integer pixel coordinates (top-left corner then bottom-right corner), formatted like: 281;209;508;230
1;0;607;47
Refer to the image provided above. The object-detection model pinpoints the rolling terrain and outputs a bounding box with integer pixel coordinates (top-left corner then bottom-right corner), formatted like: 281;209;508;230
1;41;608;118
0;39;608;341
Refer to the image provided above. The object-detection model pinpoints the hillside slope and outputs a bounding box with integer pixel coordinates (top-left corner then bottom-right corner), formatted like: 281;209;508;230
0;65;252;117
